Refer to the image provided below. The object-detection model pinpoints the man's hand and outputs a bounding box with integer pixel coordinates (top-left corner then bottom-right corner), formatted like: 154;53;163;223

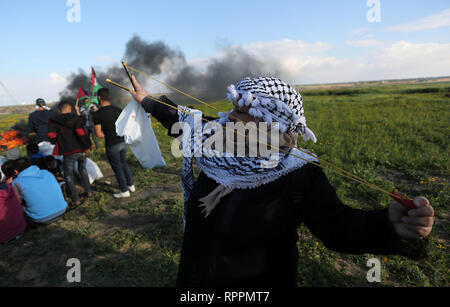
2;177;13;185
131;75;149;104
388;197;434;240
74;103;81;116
84;149;91;156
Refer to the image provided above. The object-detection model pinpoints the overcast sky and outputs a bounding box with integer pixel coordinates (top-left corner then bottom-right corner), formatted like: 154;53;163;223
1;0;449;106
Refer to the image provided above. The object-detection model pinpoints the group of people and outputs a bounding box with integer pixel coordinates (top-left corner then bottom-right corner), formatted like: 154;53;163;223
0;88;135;247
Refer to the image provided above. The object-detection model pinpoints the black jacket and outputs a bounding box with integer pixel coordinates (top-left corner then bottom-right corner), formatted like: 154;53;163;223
47;113;91;156
28;109;56;143
141;96;429;287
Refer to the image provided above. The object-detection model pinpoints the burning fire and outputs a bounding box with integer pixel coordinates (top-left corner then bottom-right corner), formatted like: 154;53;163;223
0;131;25;149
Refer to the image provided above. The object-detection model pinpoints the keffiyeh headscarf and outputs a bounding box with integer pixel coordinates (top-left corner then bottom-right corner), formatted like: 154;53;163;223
222;77;317;142
180;77;318;218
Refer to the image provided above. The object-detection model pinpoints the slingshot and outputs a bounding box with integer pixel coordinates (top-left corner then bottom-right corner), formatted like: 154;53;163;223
106;63;418;211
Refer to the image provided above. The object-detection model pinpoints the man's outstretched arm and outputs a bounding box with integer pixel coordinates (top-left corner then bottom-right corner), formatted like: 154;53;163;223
129;75;216;138
130;75;180;133
295;164;433;259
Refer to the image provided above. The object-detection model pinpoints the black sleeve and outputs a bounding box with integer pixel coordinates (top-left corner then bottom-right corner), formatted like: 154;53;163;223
141;95;218;138
28;114;36;132
295;164;429;260
93;111;101;126
141;95;179;133
74;118;91;150
47;121;57;145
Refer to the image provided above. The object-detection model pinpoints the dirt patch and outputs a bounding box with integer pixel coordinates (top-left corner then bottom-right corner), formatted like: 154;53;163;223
92;181;181;235
150;184;180;194
118;183;180;205
17;261;41;281
95;209;154;234
96;161;115;178
154;168;182;176
377;169;427;193
378;169;411;186
334;259;362;275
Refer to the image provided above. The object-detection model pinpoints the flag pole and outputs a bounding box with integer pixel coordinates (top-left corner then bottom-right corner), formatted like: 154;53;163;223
91;66;95;97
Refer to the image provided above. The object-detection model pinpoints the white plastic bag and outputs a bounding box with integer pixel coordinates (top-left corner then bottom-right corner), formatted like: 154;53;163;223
0;155;5;181
38;141;55;156
74;157;104;184
116;100;166;169
38;142;64;162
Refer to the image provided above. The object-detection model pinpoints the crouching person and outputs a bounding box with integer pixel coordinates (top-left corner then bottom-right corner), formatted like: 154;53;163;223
0;181;27;247
1;158;68;226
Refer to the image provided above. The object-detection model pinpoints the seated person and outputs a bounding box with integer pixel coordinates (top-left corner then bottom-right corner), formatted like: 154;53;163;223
26;143;47;170
0;181;27;247
6;148;21;161
46;156;63;180
1;158;68;225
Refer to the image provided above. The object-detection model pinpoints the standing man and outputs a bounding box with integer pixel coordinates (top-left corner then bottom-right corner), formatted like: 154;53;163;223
94;88;135;199
48;101;92;206
129;75;434;287
28;98;55;148
79;97;100;150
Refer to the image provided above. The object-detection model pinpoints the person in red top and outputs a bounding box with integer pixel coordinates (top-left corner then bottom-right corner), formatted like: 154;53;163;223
47;101;92;206
0;181;27;247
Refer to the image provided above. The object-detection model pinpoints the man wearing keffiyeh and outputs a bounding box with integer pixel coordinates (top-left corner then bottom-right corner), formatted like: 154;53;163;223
130;75;434;287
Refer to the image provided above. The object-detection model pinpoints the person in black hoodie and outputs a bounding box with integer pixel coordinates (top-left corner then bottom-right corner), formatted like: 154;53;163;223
48;101;92;206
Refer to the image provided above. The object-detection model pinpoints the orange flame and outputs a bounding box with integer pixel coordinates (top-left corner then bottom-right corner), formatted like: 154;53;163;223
0;131;25;149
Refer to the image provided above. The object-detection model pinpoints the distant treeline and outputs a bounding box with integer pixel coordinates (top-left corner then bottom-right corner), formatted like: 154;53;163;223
400;87;450;94
300;85;450;97
301;88;373;96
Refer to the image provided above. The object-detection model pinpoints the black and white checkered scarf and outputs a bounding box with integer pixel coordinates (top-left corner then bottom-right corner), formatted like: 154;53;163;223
223;77;316;141
180;77;318;207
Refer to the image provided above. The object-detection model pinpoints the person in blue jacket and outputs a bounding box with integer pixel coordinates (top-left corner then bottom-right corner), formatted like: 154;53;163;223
1;158;68;225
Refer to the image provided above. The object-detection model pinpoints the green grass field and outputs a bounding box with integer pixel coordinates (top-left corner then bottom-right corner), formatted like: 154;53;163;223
0;82;448;287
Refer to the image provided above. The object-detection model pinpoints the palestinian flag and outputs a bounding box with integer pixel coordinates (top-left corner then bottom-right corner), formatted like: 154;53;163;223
90;66;103;105
76;88;88;100
76;88;89;109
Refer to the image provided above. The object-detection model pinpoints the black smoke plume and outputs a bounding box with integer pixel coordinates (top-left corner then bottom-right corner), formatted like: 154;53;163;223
11;120;36;144
60;35;278;107
167;46;275;100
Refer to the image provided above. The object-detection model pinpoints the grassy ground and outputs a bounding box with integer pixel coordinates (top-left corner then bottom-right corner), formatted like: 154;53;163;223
0;82;448;287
